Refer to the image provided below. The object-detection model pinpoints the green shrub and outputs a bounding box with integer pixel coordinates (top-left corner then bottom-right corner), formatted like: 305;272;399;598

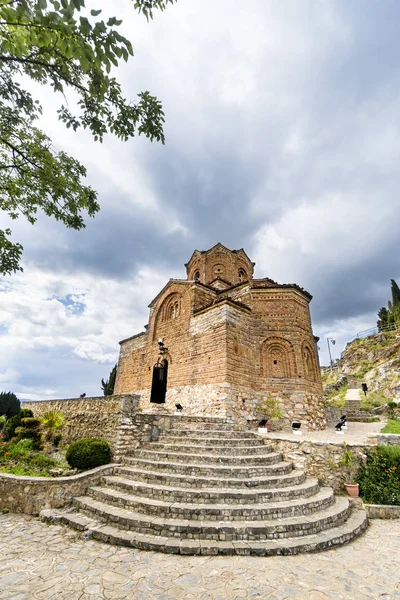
357;446;400;505
14;426;43;450
20;417;41;429
66;438;111;470
53;433;62;448
4;409;33;440
8;438;35;459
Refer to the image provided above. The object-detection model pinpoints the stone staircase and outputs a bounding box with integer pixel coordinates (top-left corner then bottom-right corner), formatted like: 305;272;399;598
41;416;368;555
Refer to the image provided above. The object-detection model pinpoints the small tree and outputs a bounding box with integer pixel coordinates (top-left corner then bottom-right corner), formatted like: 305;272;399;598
0;391;21;434
101;364;117;396
40;409;67;444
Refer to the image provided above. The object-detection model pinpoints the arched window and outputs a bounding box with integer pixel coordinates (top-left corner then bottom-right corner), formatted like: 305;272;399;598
193;270;200;282
261;337;296;379
238;268;247;283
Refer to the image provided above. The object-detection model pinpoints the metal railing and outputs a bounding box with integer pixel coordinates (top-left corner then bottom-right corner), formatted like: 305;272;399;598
356;321;399;339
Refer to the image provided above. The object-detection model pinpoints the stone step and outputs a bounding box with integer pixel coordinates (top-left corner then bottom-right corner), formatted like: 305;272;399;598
114;465;306;489
83;485;335;521
168;421;246;431
132;448;282;465
158;429;258;440
140;442;269;455
41;507;368;555
102;475;321;504
72;492;347;538
121;457;293;478
156;435;265;447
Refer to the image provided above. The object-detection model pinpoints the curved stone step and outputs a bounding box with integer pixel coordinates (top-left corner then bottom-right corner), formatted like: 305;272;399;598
41;507;368;555
83;485;335;521
159;429;258;439
155;435;265;447
122;457;293;478
142;442;269;455
133;448;282;465
72;492;348;538
168;421;246;431
115;465;306;489
102;475;321;504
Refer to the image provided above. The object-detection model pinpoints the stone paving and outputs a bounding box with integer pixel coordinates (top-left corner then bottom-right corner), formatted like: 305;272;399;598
265;419;384;445
0;514;399;600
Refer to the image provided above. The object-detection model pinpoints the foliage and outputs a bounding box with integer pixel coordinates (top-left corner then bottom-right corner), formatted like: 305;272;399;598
357;446;400;505
66;437;111;470
53;432;62;447
325;385;347;408
39;409;66;442
256;396;283;421
360;390;388;411
0;436;58;476
381;419;400;434
0;0;176;275
339;445;360;484
377;279;400;331
4;408;33;440
101;364;117;396
0;392;21;433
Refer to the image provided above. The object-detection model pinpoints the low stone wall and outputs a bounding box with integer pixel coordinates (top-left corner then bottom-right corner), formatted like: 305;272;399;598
264;436;375;492
365;504;400;519
22;395;139;453
377;434;400;446
0;465;115;515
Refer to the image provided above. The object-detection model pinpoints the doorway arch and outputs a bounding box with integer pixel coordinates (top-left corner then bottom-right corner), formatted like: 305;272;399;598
150;359;168;404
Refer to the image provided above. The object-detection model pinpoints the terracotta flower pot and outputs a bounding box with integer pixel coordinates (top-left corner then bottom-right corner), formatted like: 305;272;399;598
345;483;359;497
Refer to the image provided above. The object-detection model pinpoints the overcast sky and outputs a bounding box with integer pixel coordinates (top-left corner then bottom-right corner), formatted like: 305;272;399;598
1;0;399;400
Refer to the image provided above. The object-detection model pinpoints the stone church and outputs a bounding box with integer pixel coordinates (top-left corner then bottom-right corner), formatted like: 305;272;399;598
114;243;325;429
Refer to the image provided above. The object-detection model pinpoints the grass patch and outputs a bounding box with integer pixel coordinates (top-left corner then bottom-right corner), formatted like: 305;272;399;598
0;438;69;477
381;420;400;434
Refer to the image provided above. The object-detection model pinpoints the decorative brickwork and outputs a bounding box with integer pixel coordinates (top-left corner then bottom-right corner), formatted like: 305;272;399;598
114;243;325;429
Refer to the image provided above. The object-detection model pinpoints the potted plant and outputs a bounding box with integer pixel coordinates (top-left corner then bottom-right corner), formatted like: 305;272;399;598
339;445;359;496
256;396;283;434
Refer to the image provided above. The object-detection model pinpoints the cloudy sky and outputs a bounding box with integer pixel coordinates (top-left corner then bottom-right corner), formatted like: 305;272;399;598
1;0;399;400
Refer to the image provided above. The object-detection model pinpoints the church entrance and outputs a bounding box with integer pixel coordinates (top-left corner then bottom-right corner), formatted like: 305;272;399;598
150;360;168;404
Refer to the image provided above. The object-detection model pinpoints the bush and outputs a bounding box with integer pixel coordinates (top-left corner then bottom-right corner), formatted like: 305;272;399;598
66;438;111;470
21;417;41;429
357;446;400;505
53;433;62;448
14;426;43;450
4;409;33;440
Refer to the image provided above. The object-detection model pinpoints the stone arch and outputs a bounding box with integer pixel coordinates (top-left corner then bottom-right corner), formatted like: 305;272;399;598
302;342;318;382
153;292;183;339
212;263;226;279
238;268;247;283
261;337;296;378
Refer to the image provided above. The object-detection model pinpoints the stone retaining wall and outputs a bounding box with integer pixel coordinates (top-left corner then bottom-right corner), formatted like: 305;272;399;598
22;395;139;453
377;434;400;446
264;436;375;492
0;465;116;515
365;504;400;519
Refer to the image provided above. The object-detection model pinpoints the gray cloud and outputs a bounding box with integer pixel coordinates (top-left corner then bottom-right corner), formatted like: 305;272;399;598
2;0;400;391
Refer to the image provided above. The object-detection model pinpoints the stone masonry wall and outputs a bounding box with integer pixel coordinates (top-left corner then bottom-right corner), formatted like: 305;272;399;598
23;395;139;453
264;436;375;492
0;465;115;515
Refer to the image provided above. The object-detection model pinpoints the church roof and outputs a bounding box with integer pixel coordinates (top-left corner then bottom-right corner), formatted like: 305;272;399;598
185;242;255;268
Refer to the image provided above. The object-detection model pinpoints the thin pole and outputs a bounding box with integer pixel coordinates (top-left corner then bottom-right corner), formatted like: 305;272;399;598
327;338;333;372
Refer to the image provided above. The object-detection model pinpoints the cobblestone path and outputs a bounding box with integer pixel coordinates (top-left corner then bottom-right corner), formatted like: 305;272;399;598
0;514;399;600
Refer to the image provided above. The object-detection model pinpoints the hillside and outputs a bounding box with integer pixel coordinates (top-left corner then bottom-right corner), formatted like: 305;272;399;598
322;330;400;408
